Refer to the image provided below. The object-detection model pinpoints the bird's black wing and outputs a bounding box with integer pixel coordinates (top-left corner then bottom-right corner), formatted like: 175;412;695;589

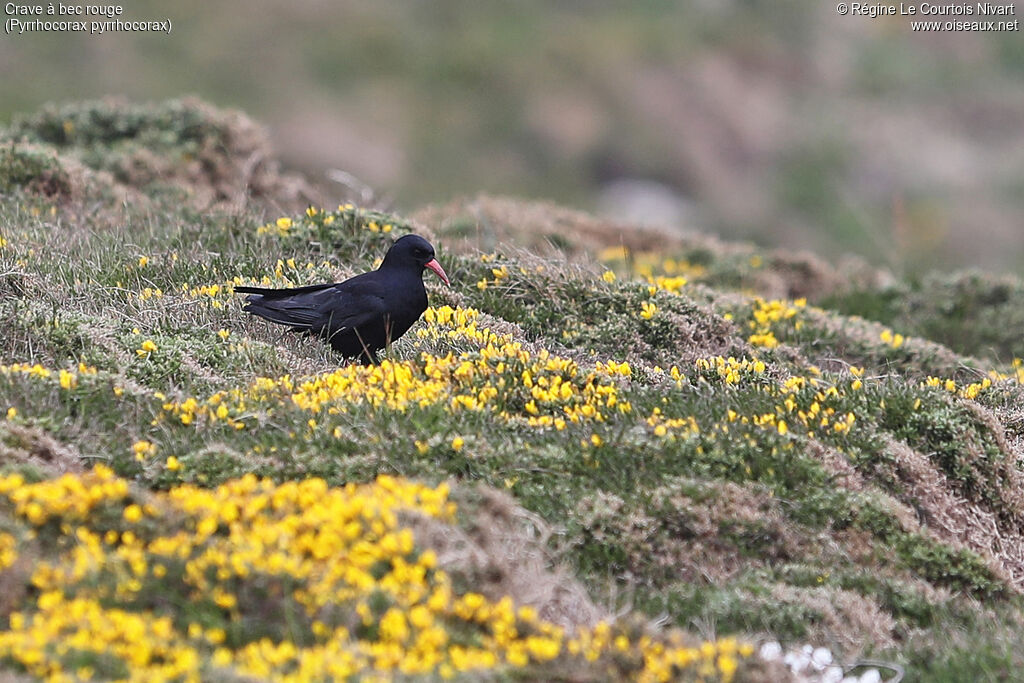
308;278;390;341
238;277;389;337
237;283;336;330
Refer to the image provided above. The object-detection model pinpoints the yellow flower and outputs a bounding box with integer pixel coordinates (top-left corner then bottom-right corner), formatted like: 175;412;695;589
748;332;779;348
718;653;738;678
166;456;181;471
5;407;15;420
136;340;158;357
602;271;616;283
217;329;230;340
132;440;156;461
451;437;465;452
880;329;905;349
213;591;236;609
138;255;149;267
640;301;657;320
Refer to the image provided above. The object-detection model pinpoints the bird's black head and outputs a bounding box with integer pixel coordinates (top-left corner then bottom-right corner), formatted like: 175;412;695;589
380;234;450;285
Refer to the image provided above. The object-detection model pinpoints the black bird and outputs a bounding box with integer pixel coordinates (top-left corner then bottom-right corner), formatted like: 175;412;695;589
235;234;450;365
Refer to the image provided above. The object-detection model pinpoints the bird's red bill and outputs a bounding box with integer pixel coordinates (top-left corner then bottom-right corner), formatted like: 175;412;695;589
425;259;450;286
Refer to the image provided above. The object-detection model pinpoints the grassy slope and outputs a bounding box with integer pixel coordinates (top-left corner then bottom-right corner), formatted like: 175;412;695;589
2;99;1024;681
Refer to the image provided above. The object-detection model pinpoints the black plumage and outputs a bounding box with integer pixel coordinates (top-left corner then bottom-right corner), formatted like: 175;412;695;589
235;235;450;365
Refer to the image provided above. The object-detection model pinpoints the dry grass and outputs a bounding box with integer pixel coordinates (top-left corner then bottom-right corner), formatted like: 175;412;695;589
0;422;82;476
409;484;607;631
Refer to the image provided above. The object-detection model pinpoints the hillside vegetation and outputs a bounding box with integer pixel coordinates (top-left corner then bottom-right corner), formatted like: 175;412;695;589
2;99;1024;682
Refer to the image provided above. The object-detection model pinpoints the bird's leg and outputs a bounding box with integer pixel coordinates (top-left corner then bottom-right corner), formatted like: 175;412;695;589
352;327;378;366
382;316;394;362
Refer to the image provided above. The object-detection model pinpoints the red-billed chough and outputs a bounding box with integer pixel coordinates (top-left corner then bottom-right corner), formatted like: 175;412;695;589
235;234;450;365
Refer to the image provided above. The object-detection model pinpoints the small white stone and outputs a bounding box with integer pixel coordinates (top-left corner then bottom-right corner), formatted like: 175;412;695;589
859;670;882;683
803;643;815;655
812;647;834;670
785;652;811;673
821;665;845;683
759;641;782;661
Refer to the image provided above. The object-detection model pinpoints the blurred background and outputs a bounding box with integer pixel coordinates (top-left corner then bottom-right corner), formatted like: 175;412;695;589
2;0;1022;272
